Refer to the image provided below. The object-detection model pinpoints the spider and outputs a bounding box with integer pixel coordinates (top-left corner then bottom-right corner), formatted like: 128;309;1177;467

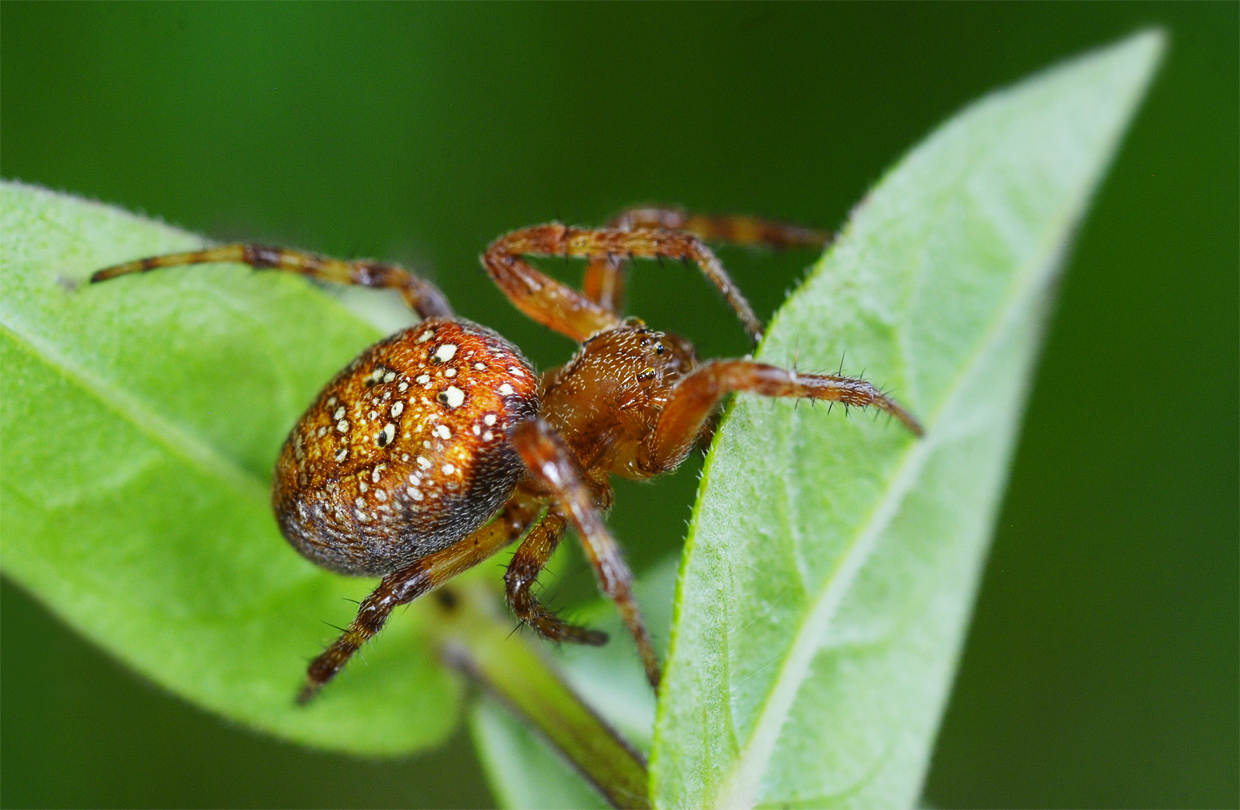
91;206;922;704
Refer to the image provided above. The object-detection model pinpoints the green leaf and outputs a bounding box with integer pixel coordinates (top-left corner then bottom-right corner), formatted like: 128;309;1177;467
0;181;463;754
648;32;1162;809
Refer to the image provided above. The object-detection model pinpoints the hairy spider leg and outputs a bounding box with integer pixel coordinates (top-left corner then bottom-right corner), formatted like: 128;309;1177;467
484;224;764;345
297;494;542;704
641;359;924;475
90;243;452;320
582;207;832;315
504;509;608;646
511;418;662;688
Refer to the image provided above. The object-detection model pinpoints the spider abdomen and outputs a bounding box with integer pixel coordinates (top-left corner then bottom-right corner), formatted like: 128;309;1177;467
272;318;539;576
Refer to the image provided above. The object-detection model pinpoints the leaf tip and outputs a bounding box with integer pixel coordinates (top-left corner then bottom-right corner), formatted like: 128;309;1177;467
1122;26;1167;75
1101;28;1166;96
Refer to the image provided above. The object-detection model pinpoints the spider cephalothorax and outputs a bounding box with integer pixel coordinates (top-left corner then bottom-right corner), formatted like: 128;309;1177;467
91;206;922;703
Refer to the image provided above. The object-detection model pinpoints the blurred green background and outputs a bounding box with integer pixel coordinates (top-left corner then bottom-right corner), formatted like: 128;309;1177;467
2;3;1235;808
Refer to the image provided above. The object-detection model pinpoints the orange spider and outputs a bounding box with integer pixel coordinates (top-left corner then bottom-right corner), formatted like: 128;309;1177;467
91;206;922;704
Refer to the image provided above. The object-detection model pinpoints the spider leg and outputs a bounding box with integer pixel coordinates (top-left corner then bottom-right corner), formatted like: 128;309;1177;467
504;509;609;646
484;224;763;344
510;418;661;689
90;243;452;320
297;494;539;704
641;359;923;474
580;208;829;317
581;253;627;314
608;206;831;250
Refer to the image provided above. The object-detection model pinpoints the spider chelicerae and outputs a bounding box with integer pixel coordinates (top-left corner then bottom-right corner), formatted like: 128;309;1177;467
91;206;922;703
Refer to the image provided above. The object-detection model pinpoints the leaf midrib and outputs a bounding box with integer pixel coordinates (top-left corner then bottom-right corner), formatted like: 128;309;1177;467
0;318;269;504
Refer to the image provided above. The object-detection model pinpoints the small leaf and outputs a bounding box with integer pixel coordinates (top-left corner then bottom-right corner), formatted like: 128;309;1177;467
473;695;613;810
649;32;1162;808
0;182;462;754
470;556;679;809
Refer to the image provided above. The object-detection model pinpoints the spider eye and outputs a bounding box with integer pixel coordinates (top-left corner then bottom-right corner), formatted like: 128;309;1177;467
655;342;665;355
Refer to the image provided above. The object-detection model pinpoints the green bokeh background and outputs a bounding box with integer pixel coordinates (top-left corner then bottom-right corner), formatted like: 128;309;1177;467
2;4;1235;808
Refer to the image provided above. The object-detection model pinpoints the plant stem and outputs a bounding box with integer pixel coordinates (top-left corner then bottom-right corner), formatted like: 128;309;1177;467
427;583;651;810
